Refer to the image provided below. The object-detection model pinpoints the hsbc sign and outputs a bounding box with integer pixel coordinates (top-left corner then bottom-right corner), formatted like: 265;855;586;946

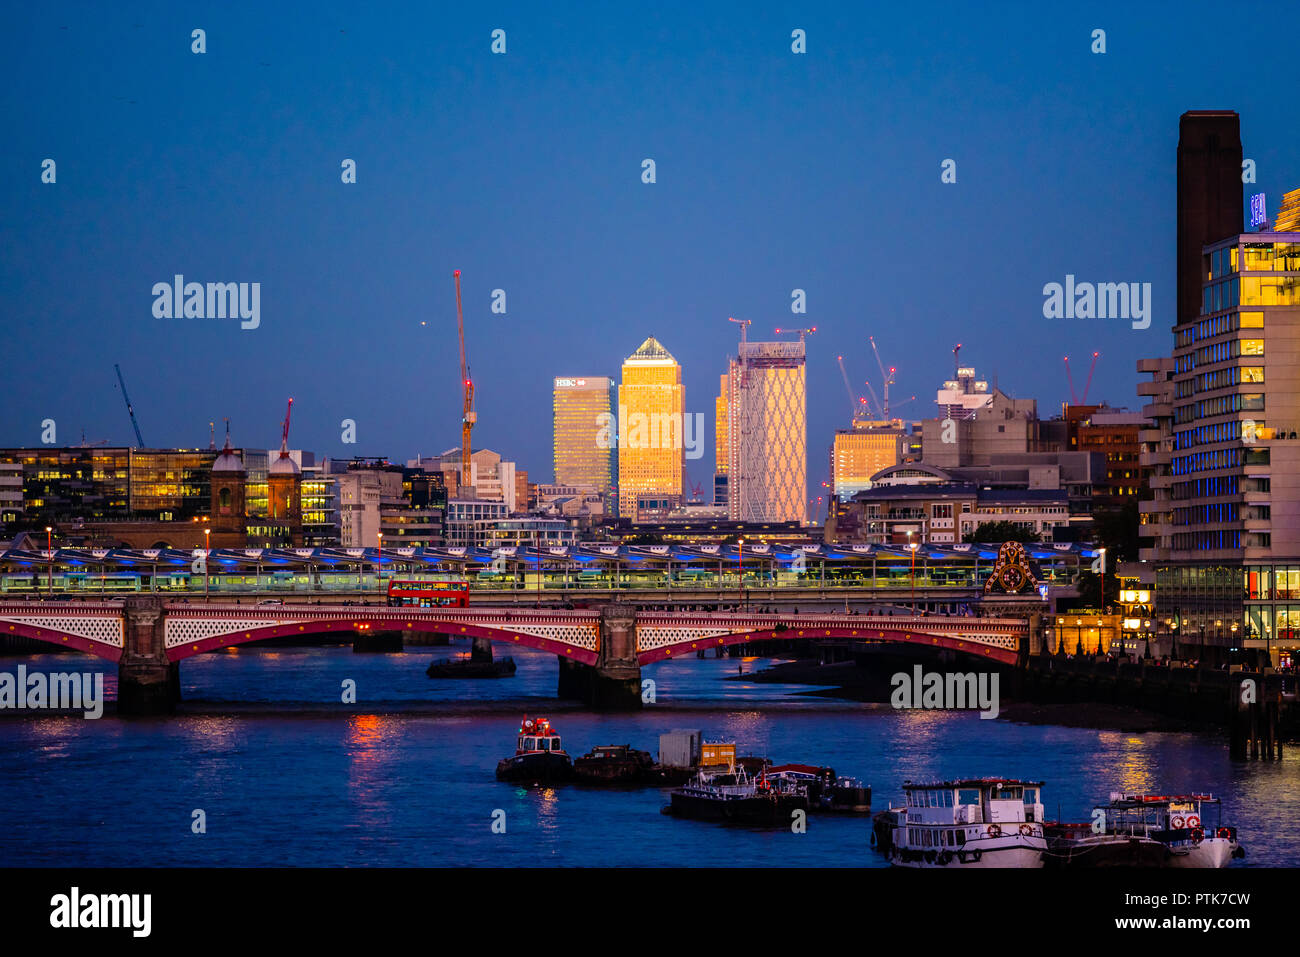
554;378;588;388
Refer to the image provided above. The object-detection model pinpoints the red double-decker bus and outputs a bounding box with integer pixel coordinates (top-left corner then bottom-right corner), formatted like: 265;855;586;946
386;579;470;608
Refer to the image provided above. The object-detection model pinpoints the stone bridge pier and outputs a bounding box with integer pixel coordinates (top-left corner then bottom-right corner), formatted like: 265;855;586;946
118;596;181;715
557;604;642;710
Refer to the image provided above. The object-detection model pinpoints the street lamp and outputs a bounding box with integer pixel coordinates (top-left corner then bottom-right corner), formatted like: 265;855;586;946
203;527;211;602
737;538;745;611
906;530;917;616
377;532;383;594
45;526;53;598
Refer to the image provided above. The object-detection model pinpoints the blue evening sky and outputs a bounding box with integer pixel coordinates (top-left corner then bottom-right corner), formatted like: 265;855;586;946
2;1;1295;495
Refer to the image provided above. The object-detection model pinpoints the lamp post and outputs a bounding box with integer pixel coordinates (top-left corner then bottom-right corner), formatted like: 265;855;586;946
203;527;211;602
906;530;917;616
377;532;383;595
738;538;745;611
45;526;53;598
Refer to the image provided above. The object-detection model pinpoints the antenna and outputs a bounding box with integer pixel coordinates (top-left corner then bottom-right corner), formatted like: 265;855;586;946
1063;356;1078;405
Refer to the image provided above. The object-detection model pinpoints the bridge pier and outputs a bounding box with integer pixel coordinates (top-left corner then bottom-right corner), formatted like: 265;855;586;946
557;604;642;710
118;596;180;716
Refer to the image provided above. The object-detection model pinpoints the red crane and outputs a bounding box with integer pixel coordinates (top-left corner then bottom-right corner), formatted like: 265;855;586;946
455;270;476;489
277;398;294;459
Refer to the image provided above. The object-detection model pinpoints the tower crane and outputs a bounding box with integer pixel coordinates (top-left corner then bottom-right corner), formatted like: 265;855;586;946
114;363;145;446
455;270;476;490
868;336;898;418
774;326;817;342
1063;351;1100;405
836;356;871;423
728;316;752;386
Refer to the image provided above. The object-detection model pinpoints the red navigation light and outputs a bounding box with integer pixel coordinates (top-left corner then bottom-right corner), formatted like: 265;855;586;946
453;269;460;278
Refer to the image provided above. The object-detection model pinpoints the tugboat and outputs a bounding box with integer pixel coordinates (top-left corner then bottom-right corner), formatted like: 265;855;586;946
572;744;656;785
888;778;1047;868
427;655;516;678
1046;792;1243;868
495;716;573;783
664;766;809;826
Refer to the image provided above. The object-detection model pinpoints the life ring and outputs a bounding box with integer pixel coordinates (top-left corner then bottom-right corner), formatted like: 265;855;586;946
1019;823;1033;837
1170;816;1185;829
1190;827;1204;844
1187;815;1200;828
1217;827;1232;839
986;824;1002;838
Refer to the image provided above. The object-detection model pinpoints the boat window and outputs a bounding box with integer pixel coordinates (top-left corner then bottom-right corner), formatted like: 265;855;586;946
1024;788;1038;804
524;737;536;750
994;786;1022;800
958;789;980;805
944;791;953;807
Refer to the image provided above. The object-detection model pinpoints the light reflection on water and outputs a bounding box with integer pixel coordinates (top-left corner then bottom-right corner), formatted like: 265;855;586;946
0;645;1296;867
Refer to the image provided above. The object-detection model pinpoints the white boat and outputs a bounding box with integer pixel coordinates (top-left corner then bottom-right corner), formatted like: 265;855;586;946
888;778;1047;868
1047;792;1242;868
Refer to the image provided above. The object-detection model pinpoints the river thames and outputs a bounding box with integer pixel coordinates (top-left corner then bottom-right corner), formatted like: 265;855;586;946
1;645;1296;867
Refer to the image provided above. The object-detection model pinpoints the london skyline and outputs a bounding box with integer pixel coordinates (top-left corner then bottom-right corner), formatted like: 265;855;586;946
4;3;1298;490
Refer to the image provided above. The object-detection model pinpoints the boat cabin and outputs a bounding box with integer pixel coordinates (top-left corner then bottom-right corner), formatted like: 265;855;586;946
1101;793;1224;837
516;717;564;755
902;778;1045;827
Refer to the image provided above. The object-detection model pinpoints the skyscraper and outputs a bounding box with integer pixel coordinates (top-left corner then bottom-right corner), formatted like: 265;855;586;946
1137;112;1300;666
618;337;684;519
725;339;807;523
552;376;617;508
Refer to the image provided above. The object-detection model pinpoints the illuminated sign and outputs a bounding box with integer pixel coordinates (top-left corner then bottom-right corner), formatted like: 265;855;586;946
554;378;588;388
1250;193;1267;229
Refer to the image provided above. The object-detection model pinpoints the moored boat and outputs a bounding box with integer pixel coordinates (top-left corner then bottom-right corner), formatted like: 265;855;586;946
664;766;809;826
572;744;655;785
427;655;516;678
1046;792;1243;868
888;778;1047;868
495;716;573;783
765;764;872;813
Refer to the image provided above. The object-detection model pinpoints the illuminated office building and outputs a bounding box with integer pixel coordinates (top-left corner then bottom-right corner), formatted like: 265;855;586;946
831;422;904;499
552;376;617;508
618;337;684;519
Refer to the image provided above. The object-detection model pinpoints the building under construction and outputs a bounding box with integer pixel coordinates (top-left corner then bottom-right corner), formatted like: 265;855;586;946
720;330;807;524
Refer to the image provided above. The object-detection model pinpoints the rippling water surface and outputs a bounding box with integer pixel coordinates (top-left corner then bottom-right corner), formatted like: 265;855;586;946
1;645;1296;867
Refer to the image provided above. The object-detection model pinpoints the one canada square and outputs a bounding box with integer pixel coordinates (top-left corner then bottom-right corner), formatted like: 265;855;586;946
721;337;807;523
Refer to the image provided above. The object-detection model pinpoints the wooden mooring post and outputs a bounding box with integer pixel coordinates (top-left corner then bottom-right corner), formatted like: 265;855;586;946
1229;672;1281;761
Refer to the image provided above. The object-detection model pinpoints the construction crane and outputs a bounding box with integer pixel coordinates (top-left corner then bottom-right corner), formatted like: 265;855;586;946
774;326;817;342
277;398;294;460
862;378;886;420
454;270;476;489
836;355;871;423
868;336;898;418
114;363;145;446
728;316;752;386
1063;351;1100;405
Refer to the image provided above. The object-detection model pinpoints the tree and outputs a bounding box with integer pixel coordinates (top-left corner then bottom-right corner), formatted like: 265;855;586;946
962;521;1039;544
